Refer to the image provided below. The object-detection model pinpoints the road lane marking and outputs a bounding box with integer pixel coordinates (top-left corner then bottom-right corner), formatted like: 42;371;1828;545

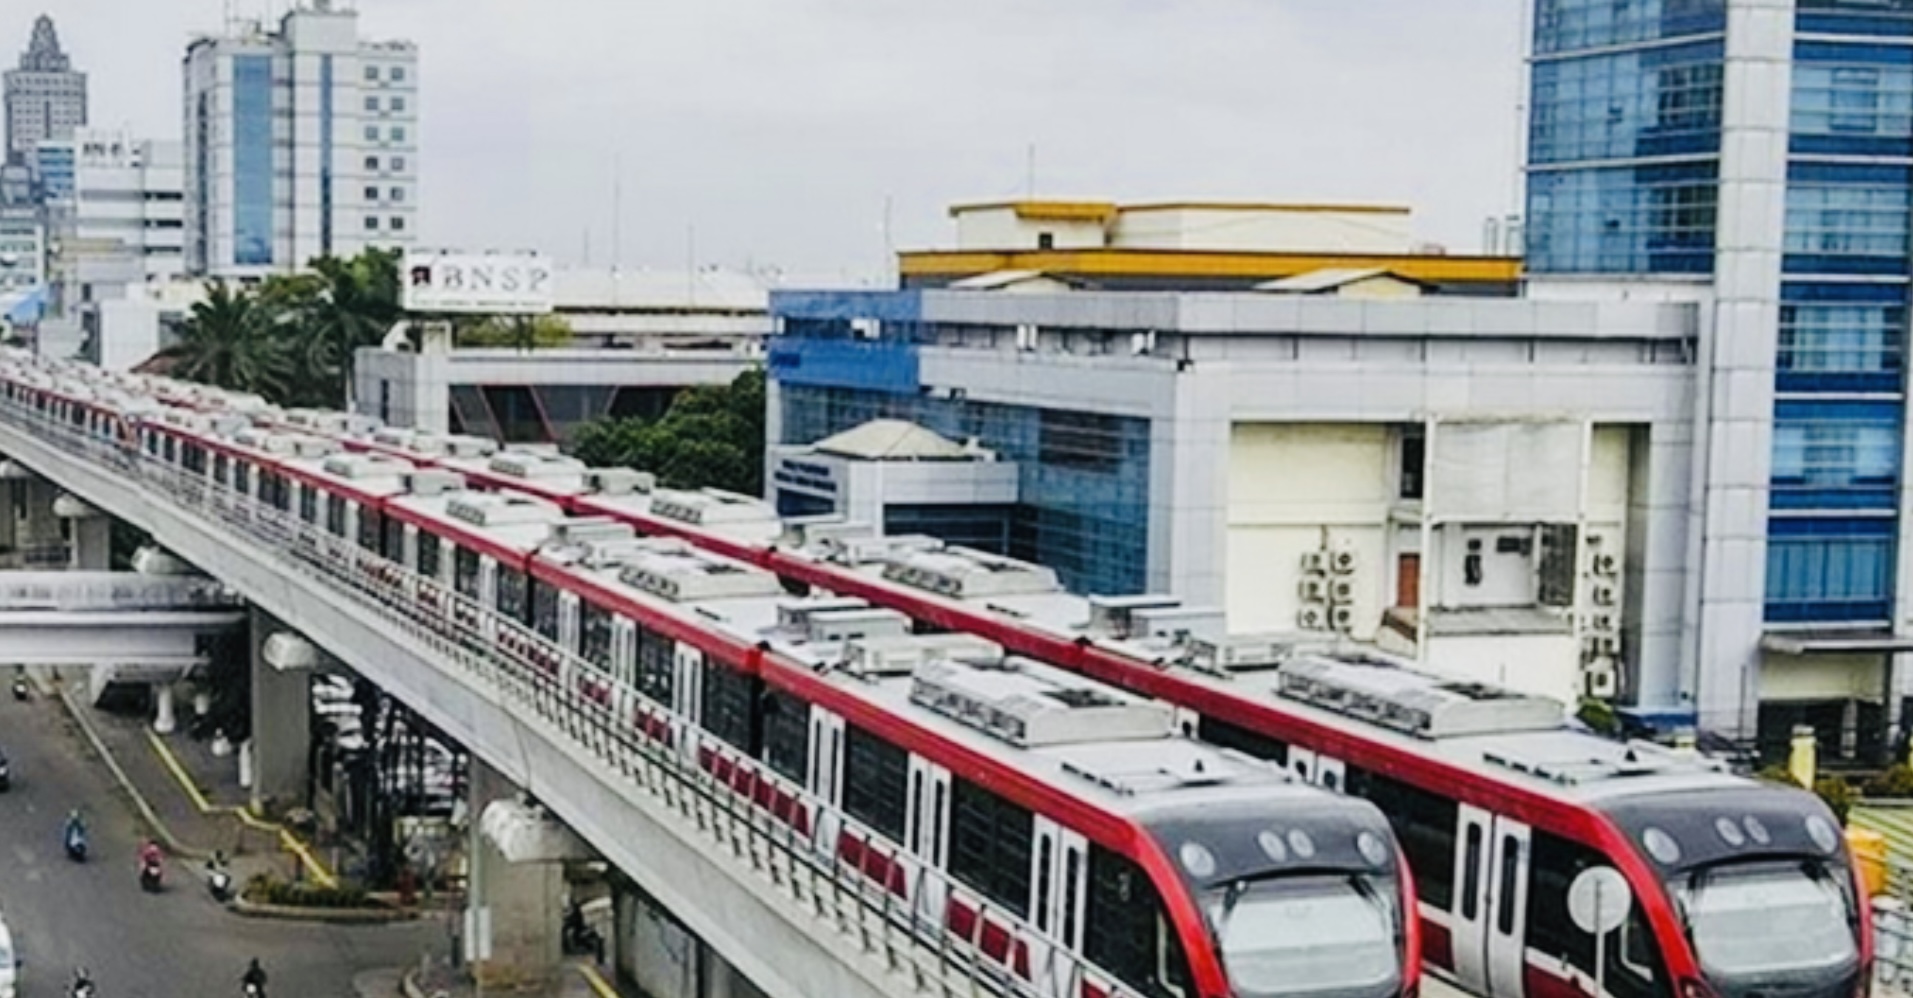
144;729;338;889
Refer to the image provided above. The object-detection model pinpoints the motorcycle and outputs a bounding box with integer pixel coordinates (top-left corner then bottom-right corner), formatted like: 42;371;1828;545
9;677;24;701
0;753;11;792
561;901;604;963
63;824;86;862
138;854;163;893
206;856;233;903
71;977;95;998
243;983;264;998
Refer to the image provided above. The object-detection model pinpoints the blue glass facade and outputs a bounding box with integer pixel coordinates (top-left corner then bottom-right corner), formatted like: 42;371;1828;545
1765;17;1913;626
32;145;73;201
1526;0;1913;628
1526;2;1725;275
231;54;274;268
319;55;334;256
767;297;1152;597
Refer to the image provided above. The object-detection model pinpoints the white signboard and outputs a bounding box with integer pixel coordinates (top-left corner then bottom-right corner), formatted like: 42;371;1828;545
402;251;554;315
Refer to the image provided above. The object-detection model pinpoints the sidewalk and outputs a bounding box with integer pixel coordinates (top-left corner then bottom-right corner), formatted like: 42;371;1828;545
44;671;305;886
352;962;623;998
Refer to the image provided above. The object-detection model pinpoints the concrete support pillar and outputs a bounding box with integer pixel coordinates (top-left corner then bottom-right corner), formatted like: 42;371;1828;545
154;684;176;734
248;607;311;814
465;759;566;990
69;514;109;571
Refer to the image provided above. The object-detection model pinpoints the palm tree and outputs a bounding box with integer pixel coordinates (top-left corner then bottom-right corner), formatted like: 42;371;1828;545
159;281;292;401
303;249;402;410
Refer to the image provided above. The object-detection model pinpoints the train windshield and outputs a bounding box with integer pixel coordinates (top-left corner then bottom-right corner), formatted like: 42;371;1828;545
1209;873;1400;998
1674;858;1858;992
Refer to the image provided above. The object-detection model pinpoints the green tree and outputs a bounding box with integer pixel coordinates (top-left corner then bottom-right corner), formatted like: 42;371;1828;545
569;368;766;495
454;315;574;350
301;249;402;410
158;281;292;400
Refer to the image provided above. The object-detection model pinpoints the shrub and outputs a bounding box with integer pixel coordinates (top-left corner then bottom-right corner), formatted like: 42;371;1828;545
242;874;370;909
1816;777;1858;826
1866;764;1913;799
1576;699;1622;737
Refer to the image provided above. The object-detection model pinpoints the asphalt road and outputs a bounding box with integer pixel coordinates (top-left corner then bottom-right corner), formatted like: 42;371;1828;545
0;692;443;998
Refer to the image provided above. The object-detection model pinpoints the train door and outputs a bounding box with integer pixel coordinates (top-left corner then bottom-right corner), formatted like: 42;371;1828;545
1030;817;1089;995
808;708;845;854
905;756;950;922
611;618;636;688
558;593;580;653
1452;805;1532;998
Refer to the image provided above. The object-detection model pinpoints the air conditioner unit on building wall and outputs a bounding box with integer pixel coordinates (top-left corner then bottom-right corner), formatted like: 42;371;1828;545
1591;583;1617;607
1300;551;1327;575
851;318;881;340
1589;614;1616;634
1330;549;1357;575
1329;579;1356;605
1297;605;1329;631
1329;605;1356;633
1584;635;1618;659
1015;324;1039;352
1583;664;1618;698
1299;578;1328;602
1591;553;1618;578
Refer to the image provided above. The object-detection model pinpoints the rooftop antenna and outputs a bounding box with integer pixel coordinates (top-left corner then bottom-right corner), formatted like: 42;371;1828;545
1025;143;1037;199
610;151;623;274
881;194;894;285
685;224;697;306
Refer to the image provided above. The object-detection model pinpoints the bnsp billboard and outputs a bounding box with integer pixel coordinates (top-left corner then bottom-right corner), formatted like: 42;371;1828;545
402;252;554;315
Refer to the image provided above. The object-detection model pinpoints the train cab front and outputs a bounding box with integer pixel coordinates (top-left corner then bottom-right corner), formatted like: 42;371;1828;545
1603;787;1867;998
1147;794;1417;998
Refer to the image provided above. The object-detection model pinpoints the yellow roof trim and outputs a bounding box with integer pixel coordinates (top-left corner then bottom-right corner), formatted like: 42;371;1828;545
898;249;1519;284
947;200;1119;223
1117;201;1412;215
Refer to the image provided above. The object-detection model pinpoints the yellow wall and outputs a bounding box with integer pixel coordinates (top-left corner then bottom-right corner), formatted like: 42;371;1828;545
1227;424;1391;635
1761;653;1886;702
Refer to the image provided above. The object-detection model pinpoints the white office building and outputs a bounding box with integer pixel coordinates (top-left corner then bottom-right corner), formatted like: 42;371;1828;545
45;130;185;293
183;0;418;277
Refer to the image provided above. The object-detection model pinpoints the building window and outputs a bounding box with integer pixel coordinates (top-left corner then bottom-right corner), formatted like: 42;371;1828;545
364;95;379;113
1770;402;1900;510
231;55;275;267
391;155;406;172
1398;427;1425;500
391;96;406;112
390;217;405;231
391;126;407;143
392;66;406;82
365;186;379;201
1794;63;1913;140
1526;160;1719;275
364;64;378;82
390;187;405;203
1037;231;1055;250
1038;409;1125;472
365;216;379;231
1784;179;1911;260
1766;520;1895;623
1779;302;1904;378
363;125;379;142
365;155;379;171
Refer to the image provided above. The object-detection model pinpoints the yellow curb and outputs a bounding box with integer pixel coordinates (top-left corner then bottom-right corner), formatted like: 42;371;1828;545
144;729;339;889
578;964;620;998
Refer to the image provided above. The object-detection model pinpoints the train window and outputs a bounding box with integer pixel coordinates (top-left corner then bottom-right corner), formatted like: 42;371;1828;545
948;777;1034;919
264;474;291;512
1061;849;1081;944
701;665;758;753
580;602;614;669
759;688;809;784
841;725;908;844
1357;771;1458;910
417;532;441;579
298;486;317;524
1196;715;1289;765
1086;845;1194;998
1034;836;1054;931
358;508;383;553
325;496;347;537
381;515;404;561
1497;835;1519;935
184;445;206;474
164;437;177;463
1527;831;1668;998
497;568;529;623
635;628;674;705
529;578;560;641
1461;825;1483;920
234;463;251;495
453;548;481;599
69;405;85;427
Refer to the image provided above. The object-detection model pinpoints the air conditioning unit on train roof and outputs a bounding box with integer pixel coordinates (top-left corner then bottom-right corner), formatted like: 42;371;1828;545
1181;632;1322;675
880;547;1062;600
616;542;782;603
649;488;779;528
817;532;941;566
797;608;912;646
1276;656;1566;740
372;428;419;450
784;518;875;552
909;656;1173;747
323;454;413;479
1085;594;1184;639
775;596;870;634
446;493;565;528
842;633;1003;678
489;452;587;480
590;468;653;496
405;470;465;498
443;435;497;459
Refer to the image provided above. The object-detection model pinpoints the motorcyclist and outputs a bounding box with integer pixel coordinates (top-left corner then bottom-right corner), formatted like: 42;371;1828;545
63;809;86;847
138;839;161;867
242;958;267;993
71;966;94;996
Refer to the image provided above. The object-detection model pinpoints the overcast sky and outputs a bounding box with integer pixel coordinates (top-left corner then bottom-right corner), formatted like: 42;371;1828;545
23;1;1527;280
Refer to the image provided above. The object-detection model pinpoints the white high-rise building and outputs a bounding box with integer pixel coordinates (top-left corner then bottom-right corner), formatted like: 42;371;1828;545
182;1;417;277
4;15;87;168
52;130;185;287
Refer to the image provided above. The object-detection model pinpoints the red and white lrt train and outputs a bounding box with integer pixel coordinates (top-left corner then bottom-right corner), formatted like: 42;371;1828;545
0;357;1422;998
29;357;1871;998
